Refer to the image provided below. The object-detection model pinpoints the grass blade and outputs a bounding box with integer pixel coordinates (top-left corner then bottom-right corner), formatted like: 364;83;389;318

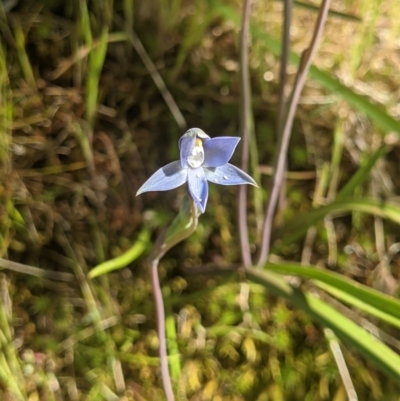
214;4;400;136
246;268;400;384
88;228;150;279
86;27;109;129
336;145;387;200
316;281;400;329
279;199;400;244
265;261;400;328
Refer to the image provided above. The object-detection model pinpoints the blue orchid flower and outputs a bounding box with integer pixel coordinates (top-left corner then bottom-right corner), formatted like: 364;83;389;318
136;128;258;213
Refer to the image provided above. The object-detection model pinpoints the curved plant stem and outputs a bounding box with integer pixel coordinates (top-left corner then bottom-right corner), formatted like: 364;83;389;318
148;198;198;401
277;0;293;136
149;255;174;401
257;0;332;267
238;0;253;268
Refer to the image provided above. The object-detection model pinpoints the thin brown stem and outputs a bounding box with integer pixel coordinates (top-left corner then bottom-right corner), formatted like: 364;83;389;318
148;197;198;401
277;0;293;136
0;258;74;281
149;255;174;401
238;0;253;268
276;0;293;249
257;0;332;267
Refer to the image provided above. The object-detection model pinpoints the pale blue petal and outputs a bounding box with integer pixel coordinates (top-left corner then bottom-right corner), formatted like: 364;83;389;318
187;167;208;213
202;137;241;167
204;164;258;187
179;136;196;168
136;161;188;195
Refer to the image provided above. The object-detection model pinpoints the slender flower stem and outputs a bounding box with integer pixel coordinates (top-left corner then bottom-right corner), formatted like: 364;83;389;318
238;0;253;268
149;255;174;401
277;0;293;136
148;197;198;401
257;0;332;267
275;0;293;249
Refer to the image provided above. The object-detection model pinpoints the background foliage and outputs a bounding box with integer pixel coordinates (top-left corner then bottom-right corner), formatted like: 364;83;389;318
1;0;400;400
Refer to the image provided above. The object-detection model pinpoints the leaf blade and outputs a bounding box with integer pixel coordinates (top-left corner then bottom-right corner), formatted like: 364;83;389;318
88;228;150;279
265;261;400;328
246;268;400;384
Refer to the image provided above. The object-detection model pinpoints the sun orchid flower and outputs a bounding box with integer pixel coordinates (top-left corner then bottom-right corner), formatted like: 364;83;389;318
136;128;258;213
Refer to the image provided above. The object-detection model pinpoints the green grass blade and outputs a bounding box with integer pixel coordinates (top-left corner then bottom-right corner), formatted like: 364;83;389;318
88;228;150;278
123;0;134;30
279;199;400;244
315;281;400;329
246;268;400;384
336;145;387;200
13;22;36;88
0;352;25;401
165;303;181;380
265;262;400;328
86;27;109;129
170;9;214;80
264;34;400;135
0;43;12;170
327;120;344;195
79;0;93;47
78;0;109;129
306;65;400;135
214;4;400;136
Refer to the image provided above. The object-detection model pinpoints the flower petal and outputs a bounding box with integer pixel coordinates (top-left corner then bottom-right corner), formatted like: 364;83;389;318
204;163;258;187
202;137;241;167
179;136;196;168
136;161;188;195
187;167;208;213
